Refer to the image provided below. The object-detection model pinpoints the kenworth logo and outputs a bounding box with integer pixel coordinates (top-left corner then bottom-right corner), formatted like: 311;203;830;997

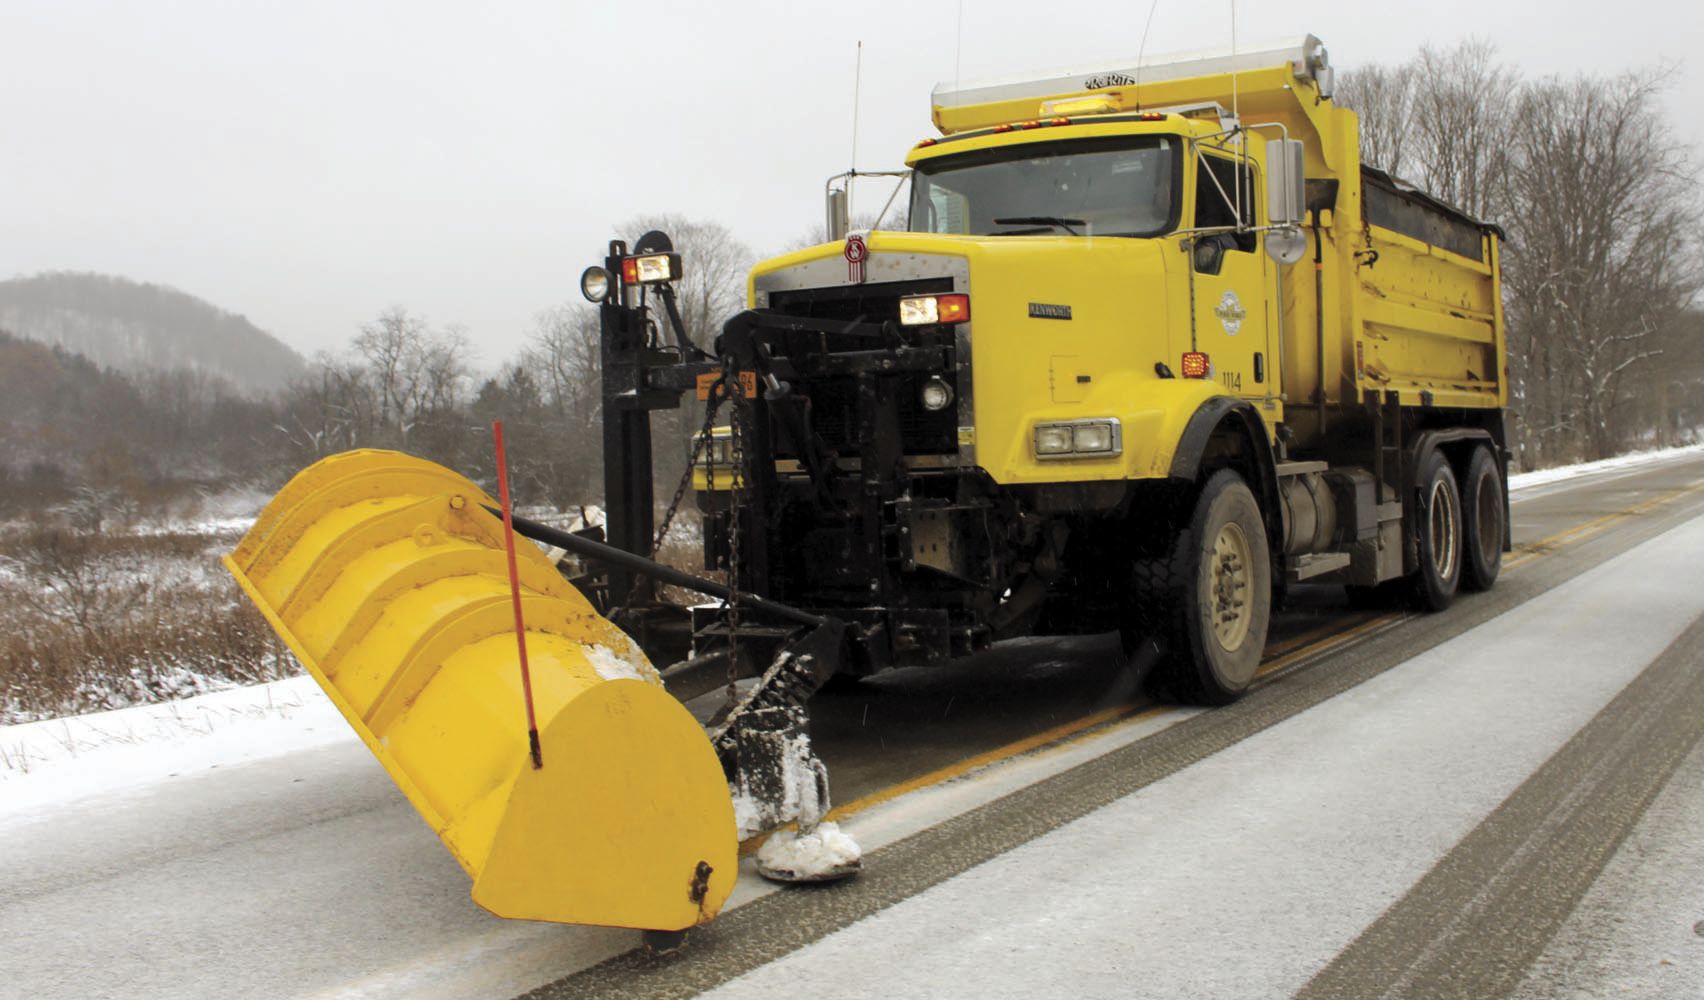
1028;302;1073;320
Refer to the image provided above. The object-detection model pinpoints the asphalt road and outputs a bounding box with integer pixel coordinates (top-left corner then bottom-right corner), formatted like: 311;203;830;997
4;451;1703;999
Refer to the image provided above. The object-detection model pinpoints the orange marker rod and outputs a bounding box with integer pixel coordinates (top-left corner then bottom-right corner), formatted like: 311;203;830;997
492;421;543;769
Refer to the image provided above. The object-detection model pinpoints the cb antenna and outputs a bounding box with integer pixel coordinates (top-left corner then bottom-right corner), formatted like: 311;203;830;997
849;40;864;219
1230;0;1244;227
1133;0;1162;110
954;0;964;104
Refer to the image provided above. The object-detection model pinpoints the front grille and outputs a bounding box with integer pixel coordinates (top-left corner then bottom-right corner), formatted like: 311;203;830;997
767;277;954;322
764;278;960;457
793;374;959;455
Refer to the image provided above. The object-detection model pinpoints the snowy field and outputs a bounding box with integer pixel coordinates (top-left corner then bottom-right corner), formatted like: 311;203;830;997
0;675;347;821
1509;441;1704;492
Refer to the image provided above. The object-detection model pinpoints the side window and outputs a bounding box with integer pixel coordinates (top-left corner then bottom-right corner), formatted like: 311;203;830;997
1195;155;1256;252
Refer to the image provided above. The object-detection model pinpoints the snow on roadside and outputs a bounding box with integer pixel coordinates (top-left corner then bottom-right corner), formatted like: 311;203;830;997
0;675;352;821
1509;441;1704;492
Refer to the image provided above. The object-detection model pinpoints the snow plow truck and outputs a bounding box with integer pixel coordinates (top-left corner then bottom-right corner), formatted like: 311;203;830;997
226;35;1509;945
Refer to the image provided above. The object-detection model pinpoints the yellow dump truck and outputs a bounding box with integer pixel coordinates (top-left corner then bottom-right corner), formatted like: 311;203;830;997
228;35;1506;941
679;33;1507;700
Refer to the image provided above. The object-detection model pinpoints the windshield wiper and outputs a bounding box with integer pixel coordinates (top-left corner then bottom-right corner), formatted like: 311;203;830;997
992;216;1084;236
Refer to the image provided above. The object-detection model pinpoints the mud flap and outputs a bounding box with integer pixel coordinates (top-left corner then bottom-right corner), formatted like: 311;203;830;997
224;449;737;931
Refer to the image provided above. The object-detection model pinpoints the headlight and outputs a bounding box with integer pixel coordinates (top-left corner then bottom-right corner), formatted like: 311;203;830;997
899;296;939;325
1033;419;1121;459
920;377;954;411
898;293;971;326
1071;422;1115;453
1034;425;1074;455
580;266;610;303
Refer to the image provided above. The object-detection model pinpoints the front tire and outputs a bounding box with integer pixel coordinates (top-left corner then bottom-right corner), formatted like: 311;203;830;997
1133;469;1272;705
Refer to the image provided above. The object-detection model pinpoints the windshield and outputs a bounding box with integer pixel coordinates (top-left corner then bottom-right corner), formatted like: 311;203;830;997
909;136;1177;238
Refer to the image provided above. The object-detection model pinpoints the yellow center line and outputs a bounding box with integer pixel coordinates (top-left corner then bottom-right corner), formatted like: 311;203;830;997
1505;478;1704;571
1263;611;1380;660
739;474;1704;855
739;703;1170;855
1255;612;1401;679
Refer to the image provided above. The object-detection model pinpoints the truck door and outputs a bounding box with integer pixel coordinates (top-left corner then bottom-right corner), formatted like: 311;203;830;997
1189;152;1272;402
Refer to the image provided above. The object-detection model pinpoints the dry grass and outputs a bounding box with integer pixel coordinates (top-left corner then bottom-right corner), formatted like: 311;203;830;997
0;506;708;724
0;522;294;724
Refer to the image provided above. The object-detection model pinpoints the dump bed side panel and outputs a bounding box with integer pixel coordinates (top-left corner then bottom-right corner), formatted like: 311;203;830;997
1353;168;1505;410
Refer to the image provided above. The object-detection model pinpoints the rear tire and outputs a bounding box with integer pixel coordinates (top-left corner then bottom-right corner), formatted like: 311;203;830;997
1460;445;1504;592
1411;448;1463;611
1131;469;1272;705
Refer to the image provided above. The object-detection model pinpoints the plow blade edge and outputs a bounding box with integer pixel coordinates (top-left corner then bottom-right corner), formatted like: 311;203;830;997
224;449;736;931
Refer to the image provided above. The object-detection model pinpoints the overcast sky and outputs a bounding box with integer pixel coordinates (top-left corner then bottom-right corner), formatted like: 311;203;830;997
4;1;1700;365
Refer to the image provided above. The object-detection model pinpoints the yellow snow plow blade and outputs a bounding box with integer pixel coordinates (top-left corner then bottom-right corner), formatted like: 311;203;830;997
224;449;736;931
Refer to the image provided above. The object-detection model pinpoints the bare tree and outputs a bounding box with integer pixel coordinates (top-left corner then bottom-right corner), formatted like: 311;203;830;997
352;306;426;431
1408;40;1516;220
350;306;471;450
523;304;601;421
1503;68;1701;462
1336;62;1418;176
517;304;605;502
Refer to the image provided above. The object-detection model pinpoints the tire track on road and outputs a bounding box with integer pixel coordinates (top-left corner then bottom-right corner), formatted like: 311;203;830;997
1298;612;1704;1000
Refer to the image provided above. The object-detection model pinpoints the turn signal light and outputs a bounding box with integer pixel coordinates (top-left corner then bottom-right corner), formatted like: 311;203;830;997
1181;351;1210;378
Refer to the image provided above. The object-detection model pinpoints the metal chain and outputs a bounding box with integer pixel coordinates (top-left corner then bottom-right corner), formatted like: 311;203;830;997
599;357;751;718
724;378;747;708
608;373;728;623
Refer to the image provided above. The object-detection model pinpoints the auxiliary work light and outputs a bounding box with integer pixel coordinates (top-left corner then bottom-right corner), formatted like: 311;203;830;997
621;253;682;285
920;377;954;411
580;266;611;303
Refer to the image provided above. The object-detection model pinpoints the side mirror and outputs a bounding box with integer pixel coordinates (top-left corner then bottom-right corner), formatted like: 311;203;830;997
1267;139;1306;227
826;186;850;242
1192;237;1226;276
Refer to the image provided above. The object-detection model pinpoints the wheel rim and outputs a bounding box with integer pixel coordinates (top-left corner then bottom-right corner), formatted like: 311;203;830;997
1475;469;1502;569
1210;521;1254;652
1428;477;1460;582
